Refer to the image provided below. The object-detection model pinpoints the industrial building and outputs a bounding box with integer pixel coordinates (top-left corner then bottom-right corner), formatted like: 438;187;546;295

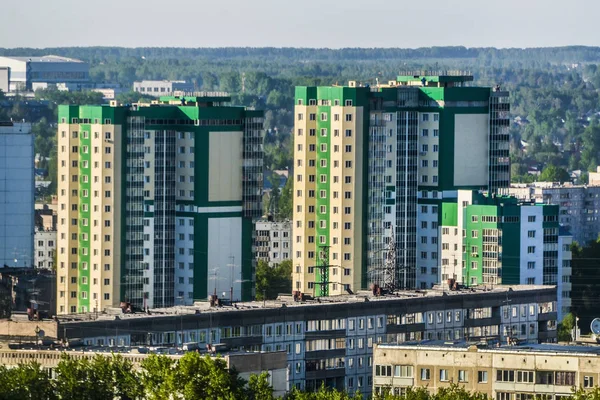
1;285;557;395
439;190;572;319
0;122;34;268
373;341;600;398
133;80;194;96
56;94;264;314
0;55;89;92
293;73;510;296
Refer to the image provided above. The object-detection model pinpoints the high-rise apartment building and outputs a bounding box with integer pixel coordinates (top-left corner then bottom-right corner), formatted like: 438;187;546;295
293;74;509;296
439;190;572;319
56;94;263;314
0;122;34;268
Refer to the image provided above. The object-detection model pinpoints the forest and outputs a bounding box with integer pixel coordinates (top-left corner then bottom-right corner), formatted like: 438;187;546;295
2;46;600;212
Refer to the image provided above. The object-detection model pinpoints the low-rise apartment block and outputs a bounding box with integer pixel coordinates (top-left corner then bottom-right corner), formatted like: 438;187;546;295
373;342;600;399
0;285;557;396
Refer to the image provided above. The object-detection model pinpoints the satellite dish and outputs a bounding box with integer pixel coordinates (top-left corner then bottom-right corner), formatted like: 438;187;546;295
591;318;600;335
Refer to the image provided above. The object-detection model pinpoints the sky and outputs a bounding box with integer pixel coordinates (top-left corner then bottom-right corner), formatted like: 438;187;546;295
1;0;599;49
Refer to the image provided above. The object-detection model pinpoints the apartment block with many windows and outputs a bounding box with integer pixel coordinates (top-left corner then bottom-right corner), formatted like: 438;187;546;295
56;95;263;314
439;190;572;319
373;342;600;399
293;74;510;296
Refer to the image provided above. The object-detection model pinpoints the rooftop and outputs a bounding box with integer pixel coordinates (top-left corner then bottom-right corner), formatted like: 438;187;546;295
378;341;600;357
397;70;474;83
55;285;554;323
0;55;84;63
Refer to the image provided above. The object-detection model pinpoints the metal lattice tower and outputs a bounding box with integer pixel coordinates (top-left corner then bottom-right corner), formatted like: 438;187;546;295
316;245;331;297
383;227;398;292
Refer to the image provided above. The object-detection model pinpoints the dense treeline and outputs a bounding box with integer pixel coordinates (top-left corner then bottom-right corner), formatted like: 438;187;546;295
3;46;600;63
2;353;600;399
4;46;600;216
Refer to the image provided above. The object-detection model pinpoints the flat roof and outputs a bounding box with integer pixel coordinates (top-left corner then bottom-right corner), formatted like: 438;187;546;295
0;55;84;63
379;341;600;356
55;285;555;323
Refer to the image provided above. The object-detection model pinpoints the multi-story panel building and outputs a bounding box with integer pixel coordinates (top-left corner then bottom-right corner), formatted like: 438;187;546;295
56;94;263;314
509;182;600;247
293;74;509;295
440;190;572;319
373;342;600;398
6;285;556;396
255;219;292;266
0;122;34;268
34;229;56;270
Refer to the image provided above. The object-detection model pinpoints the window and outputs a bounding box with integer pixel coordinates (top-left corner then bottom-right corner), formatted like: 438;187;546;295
439;369;449;381
421;368;431;380
345;114;353;122
527;246;535;254
527;261;535;269
478;371;488;383
458;370;468;382
584;376;595;388
422;114;429;122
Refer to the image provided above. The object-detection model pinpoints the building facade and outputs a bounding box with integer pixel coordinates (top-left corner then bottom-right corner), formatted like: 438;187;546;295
509;183;600;247
440;190;571;320
30;285;556;396
0;122;34;268
255;219;292;266
0;56;89;92
293;74;509;296
133;81;195;96
56;94;263;314
373;342;600;399
34;229;56;270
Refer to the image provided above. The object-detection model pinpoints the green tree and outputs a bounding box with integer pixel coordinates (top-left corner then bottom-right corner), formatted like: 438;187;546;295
0;362;56;400
247;372;275;400
278;177;293;220
538;165;570;183
557;312;575;342
255;259;292;300
175;353;245;400
139;354;178;400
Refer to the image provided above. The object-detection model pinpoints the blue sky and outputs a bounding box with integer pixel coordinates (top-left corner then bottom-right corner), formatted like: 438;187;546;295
1;0;598;48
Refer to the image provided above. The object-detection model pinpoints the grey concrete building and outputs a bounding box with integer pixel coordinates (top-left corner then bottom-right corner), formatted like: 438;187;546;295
255;219;292;266
0;285;557;396
509;183;600;246
0;122;34;268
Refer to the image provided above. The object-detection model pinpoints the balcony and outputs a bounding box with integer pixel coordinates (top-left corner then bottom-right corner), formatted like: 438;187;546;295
538;311;557;322
305;348;346;360
306;367;346;380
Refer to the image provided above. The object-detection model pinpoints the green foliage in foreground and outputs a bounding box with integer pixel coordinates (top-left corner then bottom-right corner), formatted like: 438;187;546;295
2;353;600;400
